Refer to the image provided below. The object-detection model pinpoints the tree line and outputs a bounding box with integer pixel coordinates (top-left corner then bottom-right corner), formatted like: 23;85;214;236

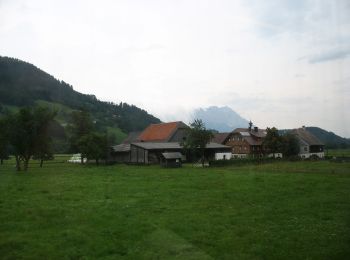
0;106;111;171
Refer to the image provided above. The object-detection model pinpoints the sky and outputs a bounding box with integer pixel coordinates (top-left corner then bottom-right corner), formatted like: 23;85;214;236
0;0;349;137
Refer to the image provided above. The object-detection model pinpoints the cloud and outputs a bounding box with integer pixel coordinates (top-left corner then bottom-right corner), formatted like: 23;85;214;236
308;48;350;63
245;0;309;37
125;44;165;53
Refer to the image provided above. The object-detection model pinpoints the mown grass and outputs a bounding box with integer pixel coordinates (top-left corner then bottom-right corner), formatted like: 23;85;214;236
327;148;350;157
0;160;349;259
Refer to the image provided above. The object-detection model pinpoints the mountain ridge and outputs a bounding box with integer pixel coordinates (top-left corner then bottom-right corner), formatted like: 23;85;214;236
0;56;161;133
192;106;249;132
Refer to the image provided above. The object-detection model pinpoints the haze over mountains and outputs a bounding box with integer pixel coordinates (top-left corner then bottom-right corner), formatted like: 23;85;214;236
192;106;249;132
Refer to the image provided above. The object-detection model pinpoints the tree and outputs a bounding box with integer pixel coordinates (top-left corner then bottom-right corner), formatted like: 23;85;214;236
0;118;10;165
77;132;107;165
68;110;94;163
263;127;283;157
281;132;300;157
184;119;213;167
32;107;57;167
8;106;56;171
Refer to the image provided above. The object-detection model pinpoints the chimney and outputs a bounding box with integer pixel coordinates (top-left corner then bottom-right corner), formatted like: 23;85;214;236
248;120;253;131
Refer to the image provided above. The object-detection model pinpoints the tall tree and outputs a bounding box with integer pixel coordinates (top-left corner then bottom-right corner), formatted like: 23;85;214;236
0;118;10;165
184;119;213;167
8;106;56;171
68;110;94;162
263;127;283;157
32;108;57;167
281;132;300;157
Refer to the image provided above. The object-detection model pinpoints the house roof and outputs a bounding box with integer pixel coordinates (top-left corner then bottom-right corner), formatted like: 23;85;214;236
122;131;142;144
292;128;324;146
111;144;131;152
212;132;231;144
233;128;267;138
133;142;182;150
131;142;231;150
162;152;183;159
137;121;188;142
243;136;263;146
205;142;231;149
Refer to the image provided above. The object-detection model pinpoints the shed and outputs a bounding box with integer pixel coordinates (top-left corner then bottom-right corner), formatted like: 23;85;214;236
161;152;182;168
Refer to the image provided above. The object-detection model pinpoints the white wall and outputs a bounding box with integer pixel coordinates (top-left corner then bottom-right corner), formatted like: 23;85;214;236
215;152;232;160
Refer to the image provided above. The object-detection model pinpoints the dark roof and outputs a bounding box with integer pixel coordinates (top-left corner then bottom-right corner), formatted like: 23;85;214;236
131;142;231;150
233;127;267;138
112;144;131;152
292;128;324;146
133;142;182;150
137;121;189;142
243;136;263;146
122;131;142;144
162;152;183;159
205;142;231;149
212;132;231;144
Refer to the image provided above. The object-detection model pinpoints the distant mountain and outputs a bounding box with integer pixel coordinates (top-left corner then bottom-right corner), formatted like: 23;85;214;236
192;106;249;132
0;56;161;133
281;127;350;149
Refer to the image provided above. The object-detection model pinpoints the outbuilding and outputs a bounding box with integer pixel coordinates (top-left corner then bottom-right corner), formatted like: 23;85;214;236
161;152;182;168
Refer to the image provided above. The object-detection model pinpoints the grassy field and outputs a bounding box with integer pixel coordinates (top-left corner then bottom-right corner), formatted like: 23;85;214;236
326;149;350;157
0;160;349;259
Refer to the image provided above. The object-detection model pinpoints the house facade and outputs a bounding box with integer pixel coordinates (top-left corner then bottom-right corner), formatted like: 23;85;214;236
292;127;325;158
212;122;267;158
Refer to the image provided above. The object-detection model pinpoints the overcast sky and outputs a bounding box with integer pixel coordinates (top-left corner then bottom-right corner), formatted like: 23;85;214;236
1;0;349;137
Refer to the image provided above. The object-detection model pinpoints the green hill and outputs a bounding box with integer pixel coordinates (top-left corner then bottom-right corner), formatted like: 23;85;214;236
0;56;160;136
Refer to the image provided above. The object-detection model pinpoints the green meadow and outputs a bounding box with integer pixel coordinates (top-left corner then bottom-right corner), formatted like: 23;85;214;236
0;159;349;259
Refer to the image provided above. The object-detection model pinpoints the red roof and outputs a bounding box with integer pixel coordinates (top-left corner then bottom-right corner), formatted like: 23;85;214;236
138;122;181;142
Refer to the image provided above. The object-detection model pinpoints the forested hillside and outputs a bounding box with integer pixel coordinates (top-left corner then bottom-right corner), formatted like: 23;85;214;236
0;56;161;133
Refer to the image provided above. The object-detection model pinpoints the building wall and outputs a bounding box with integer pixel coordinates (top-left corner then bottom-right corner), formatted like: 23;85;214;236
130;145;147;163
169;128;188;142
225;134;251;154
299;152;325;158
111;152;130;163
215;152;232;160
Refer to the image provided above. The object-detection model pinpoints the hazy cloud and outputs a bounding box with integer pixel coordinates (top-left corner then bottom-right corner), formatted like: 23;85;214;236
308;48;350;63
0;0;349;137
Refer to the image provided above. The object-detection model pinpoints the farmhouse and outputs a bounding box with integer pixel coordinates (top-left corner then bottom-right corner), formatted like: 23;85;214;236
212;121;267;158
111;121;231;164
292;127;325;158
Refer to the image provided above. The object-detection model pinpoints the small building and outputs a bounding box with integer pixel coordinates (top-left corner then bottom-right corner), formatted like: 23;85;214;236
292;127;325;158
161;152;182;168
